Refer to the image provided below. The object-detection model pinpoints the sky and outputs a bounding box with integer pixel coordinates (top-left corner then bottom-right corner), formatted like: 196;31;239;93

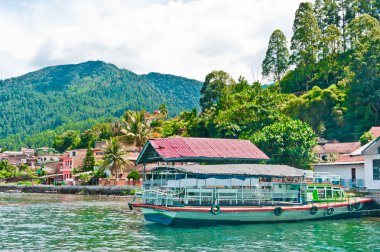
0;0;305;82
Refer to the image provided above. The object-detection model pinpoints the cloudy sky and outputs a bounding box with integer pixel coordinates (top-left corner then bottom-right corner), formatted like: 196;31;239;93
0;0;305;82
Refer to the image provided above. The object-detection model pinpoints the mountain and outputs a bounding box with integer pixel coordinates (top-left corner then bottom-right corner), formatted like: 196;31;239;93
0;61;202;140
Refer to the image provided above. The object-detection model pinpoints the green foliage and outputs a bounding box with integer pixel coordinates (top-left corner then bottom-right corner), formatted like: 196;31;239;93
0;160;19;179
127;170;141;181
262;29;290;85
282;85;346;140
359;131;375;146
251;119;317;169
0;61;202;150
200;70;235;111
78;173;91;183
103;137;130;179
53;130;81;153
291;2;322;66
81;145;95;172
17;181;33;186
121;110;152;150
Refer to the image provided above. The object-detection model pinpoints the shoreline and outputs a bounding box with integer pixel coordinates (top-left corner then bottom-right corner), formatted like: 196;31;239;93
0;184;139;196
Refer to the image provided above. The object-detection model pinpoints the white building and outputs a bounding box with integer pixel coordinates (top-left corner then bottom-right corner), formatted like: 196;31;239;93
351;136;380;190
313;155;365;188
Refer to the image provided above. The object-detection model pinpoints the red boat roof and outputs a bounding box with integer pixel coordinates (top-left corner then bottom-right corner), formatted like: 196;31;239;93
136;137;269;164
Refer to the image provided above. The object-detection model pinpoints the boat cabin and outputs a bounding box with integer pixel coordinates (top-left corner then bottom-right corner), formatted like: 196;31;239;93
141;164;307;206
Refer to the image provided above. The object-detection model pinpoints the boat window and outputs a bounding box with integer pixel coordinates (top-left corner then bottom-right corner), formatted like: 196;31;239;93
333;190;341;198
326;189;332;198
317;189;326;199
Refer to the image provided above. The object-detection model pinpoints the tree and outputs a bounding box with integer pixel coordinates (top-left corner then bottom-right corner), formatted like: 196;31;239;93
320;24;342;58
314;0;340;31
359;131;375;146
345;14;380;51
127;170;141;181
346;20;380;133
81;145;95;172
251;119;317;169
53;130;81;153
158;104;168;118
200;70;235;111
77;129;99;148
102;137;130;180
122;110;152;151
291;2;322;91
262;29;290;90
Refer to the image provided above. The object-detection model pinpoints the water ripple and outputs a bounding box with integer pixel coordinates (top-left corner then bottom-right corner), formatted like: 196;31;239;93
0;193;379;251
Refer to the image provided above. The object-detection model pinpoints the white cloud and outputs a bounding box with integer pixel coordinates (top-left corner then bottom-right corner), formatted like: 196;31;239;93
0;0;304;82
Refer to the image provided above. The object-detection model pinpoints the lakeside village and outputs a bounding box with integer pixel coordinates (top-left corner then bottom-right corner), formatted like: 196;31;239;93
1;120;380;193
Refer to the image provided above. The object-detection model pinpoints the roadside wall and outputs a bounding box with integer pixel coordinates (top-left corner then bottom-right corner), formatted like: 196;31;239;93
0;185;139;195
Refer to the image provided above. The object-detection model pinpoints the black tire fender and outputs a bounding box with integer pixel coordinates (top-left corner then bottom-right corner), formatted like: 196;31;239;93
274;207;283;216
326;207;334;215
310;206;318;215
211;205;221;215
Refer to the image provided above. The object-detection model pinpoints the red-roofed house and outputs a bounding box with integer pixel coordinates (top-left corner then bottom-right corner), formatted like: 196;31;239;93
136;137;269;181
136;137;269;165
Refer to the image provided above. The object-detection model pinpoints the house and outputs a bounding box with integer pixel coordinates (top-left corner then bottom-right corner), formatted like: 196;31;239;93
0;149;36;167
313;141;364;188
351;136;380;190
57;149;87;182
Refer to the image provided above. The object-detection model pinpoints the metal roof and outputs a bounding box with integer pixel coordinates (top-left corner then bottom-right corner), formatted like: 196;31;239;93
136;137;269;164
153;164;303;177
314;142;361;154
351;136;380;156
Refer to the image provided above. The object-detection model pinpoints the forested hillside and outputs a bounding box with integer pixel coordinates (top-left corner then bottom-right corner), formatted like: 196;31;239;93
261;0;379;141
0;61;202;149
157;0;380;169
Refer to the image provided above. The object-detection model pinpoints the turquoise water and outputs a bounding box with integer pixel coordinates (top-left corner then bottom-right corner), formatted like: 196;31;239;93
0;193;379;252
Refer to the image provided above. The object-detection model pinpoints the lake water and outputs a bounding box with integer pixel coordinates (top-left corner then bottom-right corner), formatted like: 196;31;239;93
0;193;379;252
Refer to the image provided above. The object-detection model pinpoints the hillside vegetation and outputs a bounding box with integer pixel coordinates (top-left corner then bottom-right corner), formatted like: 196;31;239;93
0;61;202;149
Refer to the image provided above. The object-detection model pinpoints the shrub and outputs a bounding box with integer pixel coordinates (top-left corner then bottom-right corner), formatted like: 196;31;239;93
127;170;140;181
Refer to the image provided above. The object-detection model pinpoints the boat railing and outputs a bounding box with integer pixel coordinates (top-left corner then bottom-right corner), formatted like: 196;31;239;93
304;172;341;185
142;189;183;206
141;187;301;206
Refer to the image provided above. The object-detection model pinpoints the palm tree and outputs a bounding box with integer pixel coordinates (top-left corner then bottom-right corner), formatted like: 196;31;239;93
121;110;152;151
102;137;131;180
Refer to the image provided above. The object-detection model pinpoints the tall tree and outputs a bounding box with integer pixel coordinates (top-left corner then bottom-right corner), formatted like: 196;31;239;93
320;24;342;58
81;145;95;172
262;29;290;90
102;137;130;180
345;14;380;51
291;2;322;91
346;17;380;133
200;70;235;111
338;0;359;51
314;0;340;31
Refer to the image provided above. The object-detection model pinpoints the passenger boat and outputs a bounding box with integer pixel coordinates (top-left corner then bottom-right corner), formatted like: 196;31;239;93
131;164;373;225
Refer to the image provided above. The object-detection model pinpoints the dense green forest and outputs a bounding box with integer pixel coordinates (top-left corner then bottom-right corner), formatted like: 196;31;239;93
0;61;202;149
